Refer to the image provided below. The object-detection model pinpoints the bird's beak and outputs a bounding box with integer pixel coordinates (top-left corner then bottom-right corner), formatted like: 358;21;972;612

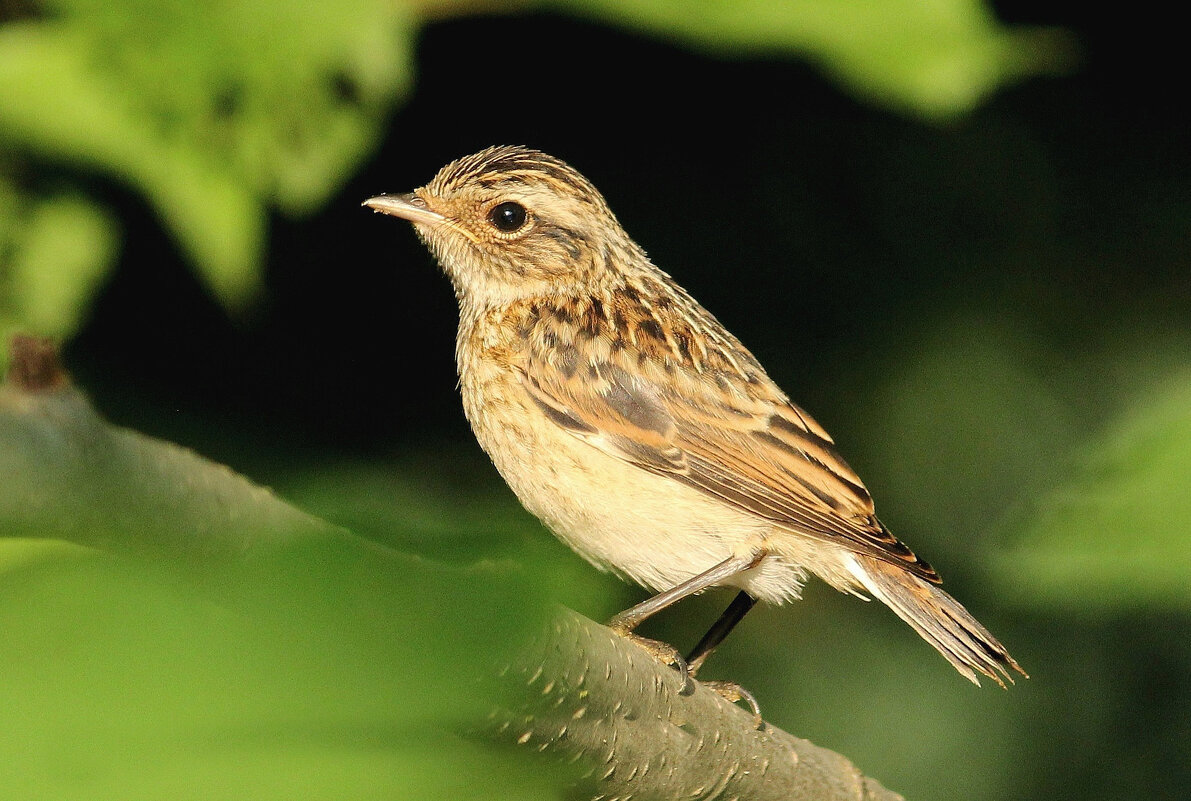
362;192;445;227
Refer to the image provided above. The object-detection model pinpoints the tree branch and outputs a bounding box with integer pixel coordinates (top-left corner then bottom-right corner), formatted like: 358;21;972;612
0;336;902;800
496;608;901;800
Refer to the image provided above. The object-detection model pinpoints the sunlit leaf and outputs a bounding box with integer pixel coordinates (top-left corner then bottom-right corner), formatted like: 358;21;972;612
0;179;119;374
557;0;1072;118
0;189;119;354
0;1;415;310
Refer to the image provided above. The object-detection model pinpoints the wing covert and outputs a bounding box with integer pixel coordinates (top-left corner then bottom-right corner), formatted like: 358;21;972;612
517;352;940;584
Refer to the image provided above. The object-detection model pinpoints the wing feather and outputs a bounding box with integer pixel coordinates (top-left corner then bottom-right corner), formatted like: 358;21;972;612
519;356;940;583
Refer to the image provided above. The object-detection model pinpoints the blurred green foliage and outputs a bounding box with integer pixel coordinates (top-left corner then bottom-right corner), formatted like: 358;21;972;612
0;0;415;331
562;0;1070;116
275;458;617;598
0;0;1063;363
0;374;598;800
0;530;567;800
859;320;1081;559
0;181;116;341
995;370;1191;611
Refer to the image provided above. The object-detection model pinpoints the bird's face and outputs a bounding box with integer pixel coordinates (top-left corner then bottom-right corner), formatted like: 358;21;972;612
366;146;636;308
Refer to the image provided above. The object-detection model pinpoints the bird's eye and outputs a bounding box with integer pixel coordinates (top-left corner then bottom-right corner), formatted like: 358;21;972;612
488;201;528;232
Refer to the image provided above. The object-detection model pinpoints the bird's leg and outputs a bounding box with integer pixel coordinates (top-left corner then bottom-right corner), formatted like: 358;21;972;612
607;550;764;632
606;550;764;695
686;590;756;677
682;590;763;727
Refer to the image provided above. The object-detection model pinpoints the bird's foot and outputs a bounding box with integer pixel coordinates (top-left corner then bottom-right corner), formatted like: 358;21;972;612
699;680;764;730
609;628;695;695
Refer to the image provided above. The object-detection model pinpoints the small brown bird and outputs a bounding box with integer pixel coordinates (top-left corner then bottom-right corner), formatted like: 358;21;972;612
365;146;1025;700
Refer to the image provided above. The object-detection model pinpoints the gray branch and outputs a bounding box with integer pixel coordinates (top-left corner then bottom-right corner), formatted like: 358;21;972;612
496;609;901;800
0;337;902;801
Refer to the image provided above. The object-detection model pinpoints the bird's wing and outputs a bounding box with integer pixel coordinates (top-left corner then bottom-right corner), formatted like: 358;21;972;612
518;355;940;584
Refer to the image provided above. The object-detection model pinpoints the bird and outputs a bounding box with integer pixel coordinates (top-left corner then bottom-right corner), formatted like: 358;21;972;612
363;145;1026;707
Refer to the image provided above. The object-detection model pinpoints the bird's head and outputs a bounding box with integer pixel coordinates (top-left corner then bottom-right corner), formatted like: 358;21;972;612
364;146;642;307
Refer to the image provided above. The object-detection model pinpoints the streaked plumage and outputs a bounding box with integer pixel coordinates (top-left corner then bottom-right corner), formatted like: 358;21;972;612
365;145;1025;689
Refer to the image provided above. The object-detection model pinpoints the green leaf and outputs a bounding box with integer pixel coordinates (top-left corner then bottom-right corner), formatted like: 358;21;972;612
993;371;1191;611
0;533;563;800
556;0;1073;118
0;186;119;360
0;1;415;310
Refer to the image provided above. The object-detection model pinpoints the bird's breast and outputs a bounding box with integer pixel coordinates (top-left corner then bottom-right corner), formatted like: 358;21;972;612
453;309;797;598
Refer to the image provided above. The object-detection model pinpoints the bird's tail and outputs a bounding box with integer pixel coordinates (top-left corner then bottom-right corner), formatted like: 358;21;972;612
845;554;1027;687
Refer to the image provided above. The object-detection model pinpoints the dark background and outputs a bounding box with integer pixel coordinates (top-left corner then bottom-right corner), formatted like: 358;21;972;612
50;6;1191;801
72;7;1190;456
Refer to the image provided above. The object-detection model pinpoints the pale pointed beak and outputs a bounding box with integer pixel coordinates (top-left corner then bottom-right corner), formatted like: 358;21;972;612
362;192;445;226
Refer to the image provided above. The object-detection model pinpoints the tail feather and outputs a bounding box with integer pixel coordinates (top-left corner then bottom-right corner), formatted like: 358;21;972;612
846;554;1027;687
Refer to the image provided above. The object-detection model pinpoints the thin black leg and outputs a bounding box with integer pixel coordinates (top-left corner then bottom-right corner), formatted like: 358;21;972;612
685;590;756;676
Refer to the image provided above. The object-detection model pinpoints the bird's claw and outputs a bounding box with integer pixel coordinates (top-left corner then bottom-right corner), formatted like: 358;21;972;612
610;629;696;695
699;680;764;729
607;625;762;721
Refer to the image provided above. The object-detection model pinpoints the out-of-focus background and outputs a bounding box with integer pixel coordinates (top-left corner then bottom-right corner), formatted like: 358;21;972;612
1;2;1188;800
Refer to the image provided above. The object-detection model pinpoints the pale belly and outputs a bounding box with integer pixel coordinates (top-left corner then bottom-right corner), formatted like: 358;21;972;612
461;376;813;604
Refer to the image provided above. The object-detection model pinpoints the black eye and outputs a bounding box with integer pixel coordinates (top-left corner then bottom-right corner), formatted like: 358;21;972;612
488;201;528;232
